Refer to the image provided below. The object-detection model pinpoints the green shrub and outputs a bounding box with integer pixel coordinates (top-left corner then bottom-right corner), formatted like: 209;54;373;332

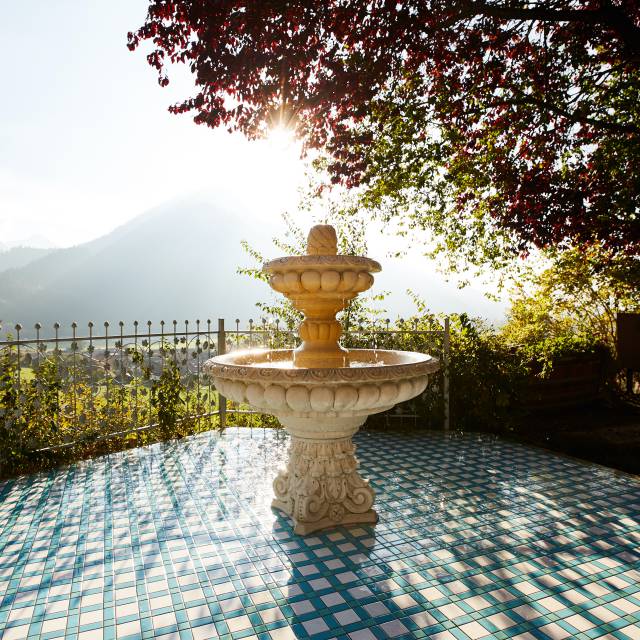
0;345;220;479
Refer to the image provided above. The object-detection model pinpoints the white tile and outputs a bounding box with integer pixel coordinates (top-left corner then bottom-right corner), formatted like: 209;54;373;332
512;605;542;621
220;597;243;613
117;620;141;638
321;593;346;607
391;593;417;609
584;582;609;597
612;598;640;614
291;600;314;615
80;593;103;608
336;571;358;584
375;579;400;592
260;607;286;624
536;623;572;639
182;587;205;604
269;627;298;640
589;605;618;623
348;630;377;640
227;615;252;632
403;572;427;586
155;633;182;640
0;624;29;639
42;618;67;633
250;590;273;605
458;621;491;639
408;611;438;628
334;609;359;625
149;594;173;610
280;584;303;597
347;585;373;599
45;600;69;615
213;581;235;595
302;618;329;635
192;623;219;640
538;596;565;613
379;620;409;637
153;612;177;629
487;589;516;603
419;586;446;602
485;612;516;630
299;564;319;576
512;581;538;595
616;625;640;639
438;603;465;620
115;586;137;601
446;580;469;594
564;614;595;631
308;578;331;590
563;590;590;607
186;604;210;621
462;595;491;611
365;601;390;617
116;602;139;619
80;608;103;625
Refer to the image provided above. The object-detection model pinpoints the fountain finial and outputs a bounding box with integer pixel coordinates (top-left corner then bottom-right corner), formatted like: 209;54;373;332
307;224;337;255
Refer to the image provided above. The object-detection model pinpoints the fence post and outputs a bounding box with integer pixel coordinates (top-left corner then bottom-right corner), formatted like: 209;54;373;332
218;318;227;429
14;324;22;393
443;316;450;431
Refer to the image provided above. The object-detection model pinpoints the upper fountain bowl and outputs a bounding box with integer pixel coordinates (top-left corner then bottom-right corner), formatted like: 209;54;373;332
264;253;381;299
263;224;383;368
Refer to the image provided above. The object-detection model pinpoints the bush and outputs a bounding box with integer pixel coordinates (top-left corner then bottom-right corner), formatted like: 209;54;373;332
364;309;611;435
0;344;219;479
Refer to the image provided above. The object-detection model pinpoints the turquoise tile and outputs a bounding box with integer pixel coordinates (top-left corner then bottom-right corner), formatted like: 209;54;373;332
0;429;639;640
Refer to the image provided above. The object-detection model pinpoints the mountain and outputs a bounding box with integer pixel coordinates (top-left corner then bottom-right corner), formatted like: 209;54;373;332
0;196;508;339
0;247;56;273
3;234;57;250
0;198;270;336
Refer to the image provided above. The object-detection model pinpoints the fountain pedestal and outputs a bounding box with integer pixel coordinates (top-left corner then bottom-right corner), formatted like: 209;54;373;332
272;417;376;535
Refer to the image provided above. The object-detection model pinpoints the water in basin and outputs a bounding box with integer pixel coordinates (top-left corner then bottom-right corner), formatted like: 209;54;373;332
249;359;385;369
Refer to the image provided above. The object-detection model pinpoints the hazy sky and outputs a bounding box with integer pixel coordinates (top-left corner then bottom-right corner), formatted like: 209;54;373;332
0;0;307;248
0;0;507;320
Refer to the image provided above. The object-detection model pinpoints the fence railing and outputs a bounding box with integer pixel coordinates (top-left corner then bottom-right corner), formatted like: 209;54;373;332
0;318;449;457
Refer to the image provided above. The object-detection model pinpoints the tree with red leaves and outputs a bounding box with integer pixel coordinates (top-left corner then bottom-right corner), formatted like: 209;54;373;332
129;1;640;265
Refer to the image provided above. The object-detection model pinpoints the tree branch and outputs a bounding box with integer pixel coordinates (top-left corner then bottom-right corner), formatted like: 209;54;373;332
465;2;640;59
486;94;640;135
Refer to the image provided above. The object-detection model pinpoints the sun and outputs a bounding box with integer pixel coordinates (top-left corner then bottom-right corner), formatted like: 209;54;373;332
230;124;306;219
262;124;305;185
265;124;298;152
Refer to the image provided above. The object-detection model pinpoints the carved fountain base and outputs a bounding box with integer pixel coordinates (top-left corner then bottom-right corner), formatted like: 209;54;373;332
272;417;377;534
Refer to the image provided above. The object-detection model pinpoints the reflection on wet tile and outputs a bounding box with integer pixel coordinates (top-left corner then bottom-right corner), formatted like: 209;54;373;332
0;427;639;639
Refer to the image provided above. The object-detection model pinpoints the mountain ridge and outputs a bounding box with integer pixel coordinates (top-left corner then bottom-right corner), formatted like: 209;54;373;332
0;198;268;336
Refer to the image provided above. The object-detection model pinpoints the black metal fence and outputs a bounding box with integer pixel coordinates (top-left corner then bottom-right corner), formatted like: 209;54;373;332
0;318;449;456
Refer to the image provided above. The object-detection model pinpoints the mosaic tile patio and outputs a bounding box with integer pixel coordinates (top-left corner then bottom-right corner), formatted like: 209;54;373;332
0;428;639;640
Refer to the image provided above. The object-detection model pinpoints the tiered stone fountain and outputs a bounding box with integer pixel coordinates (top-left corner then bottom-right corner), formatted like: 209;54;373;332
205;225;439;534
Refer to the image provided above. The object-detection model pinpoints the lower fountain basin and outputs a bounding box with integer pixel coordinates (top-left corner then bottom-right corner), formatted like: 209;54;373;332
204;348;440;534
205;348;438;429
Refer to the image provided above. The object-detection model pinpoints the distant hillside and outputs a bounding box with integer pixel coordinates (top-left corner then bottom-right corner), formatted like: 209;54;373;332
0;247;55;273
0;198;268;335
